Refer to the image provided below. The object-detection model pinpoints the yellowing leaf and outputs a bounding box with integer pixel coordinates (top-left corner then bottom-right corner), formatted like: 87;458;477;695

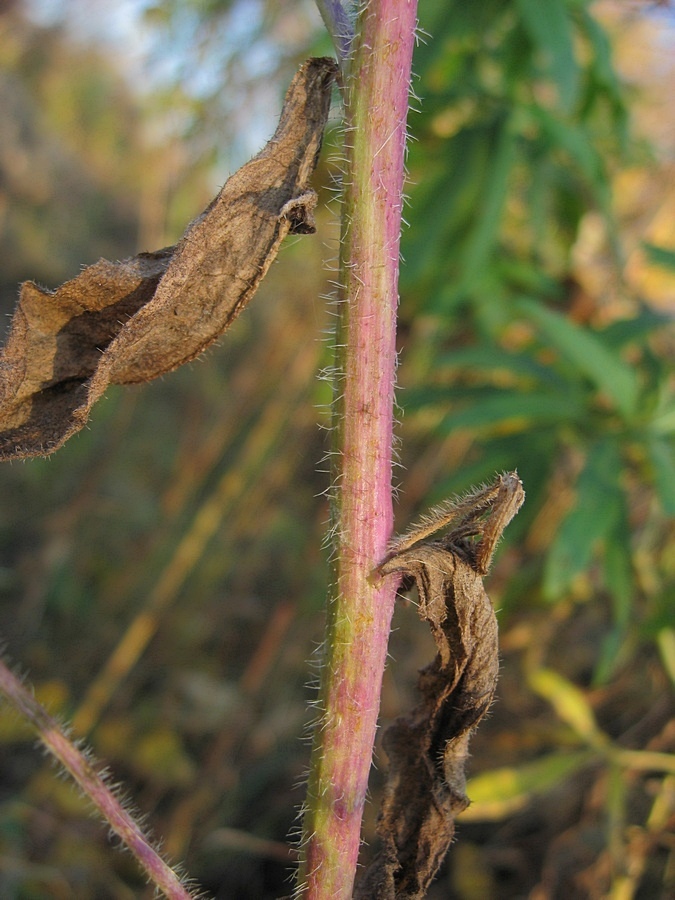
528;667;609;748
460;750;593;821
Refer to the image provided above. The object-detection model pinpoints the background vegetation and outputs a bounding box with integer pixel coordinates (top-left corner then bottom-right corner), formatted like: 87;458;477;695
0;0;674;897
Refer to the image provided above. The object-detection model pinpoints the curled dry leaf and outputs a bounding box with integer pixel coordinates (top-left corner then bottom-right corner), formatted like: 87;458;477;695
0;57;337;460
356;473;525;900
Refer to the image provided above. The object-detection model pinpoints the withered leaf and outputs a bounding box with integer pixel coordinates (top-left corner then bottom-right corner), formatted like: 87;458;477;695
356;473;525;900
0;57;337;460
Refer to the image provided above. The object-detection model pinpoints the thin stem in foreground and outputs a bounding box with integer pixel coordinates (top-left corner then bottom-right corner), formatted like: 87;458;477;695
297;1;418;897
0;659;193;900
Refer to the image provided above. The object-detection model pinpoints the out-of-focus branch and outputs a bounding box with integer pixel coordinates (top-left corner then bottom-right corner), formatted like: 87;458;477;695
0;658;193;900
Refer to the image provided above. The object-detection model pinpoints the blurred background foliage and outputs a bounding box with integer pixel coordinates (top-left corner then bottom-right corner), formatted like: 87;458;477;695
0;0;674;897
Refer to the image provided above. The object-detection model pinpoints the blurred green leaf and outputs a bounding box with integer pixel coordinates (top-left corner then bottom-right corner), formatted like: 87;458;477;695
438;346;568;389
544;438;624;600
517;0;579;112
458;121;517;294
646;438;675;515
438;391;585;435
593;628;627;685
404;383;502;410
650;404;675;436
518;298;639;419
404;127;494;292
461;750;593;821
528;103;601;183
494;257;563;297
642;242;675;271
577;8;621;97
602;516;634;631
599;308;671;350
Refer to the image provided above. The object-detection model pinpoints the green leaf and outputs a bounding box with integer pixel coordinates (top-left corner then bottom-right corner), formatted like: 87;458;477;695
578;8;623;99
602;516;633;631
403;127;492;289
517;0;579;112
528;103;602;183
518;298;639;419
642;242;675;272
650;403;675;436
403;384;498;411
458;121;518;293
593;630;623;685
437;391;584;435
495;257;563;297
646;437;675;515
438;346;567;389
461;750;593;821
599;309;670;350
544;439;624;600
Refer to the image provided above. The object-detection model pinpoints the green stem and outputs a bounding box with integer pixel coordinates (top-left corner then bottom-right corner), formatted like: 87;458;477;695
298;2;418;897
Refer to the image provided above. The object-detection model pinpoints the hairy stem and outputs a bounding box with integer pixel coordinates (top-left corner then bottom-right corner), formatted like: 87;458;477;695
314;0;355;63
298;1;418;896
0;659;192;899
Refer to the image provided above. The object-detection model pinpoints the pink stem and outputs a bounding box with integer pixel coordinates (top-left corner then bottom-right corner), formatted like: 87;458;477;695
298;2;418;897
0;659;193;899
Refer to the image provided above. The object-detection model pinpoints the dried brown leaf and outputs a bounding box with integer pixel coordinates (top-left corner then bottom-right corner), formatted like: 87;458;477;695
0;57;337;460
356;473;525;900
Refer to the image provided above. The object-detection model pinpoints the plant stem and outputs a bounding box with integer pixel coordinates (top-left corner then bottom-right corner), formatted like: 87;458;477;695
0;659;192;900
313;0;354;64
298;2;418;896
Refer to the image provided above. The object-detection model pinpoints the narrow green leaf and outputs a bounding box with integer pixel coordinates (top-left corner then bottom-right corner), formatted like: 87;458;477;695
458;121;517;293
518;0;579;112
403;128;491;288
578;8;623;99
603;518;633;631
518;298;639;419
461;751;593;822
403;384;498;411
438;391;584;434
438;346;567;389
495;257;563;297
544;439;624;600
599;309;670;350
643;242;675;272
527;103;620;258
646;437;675;515
576;8;630;150
650;404;675;436
593;629;627;686
528;104;600;182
